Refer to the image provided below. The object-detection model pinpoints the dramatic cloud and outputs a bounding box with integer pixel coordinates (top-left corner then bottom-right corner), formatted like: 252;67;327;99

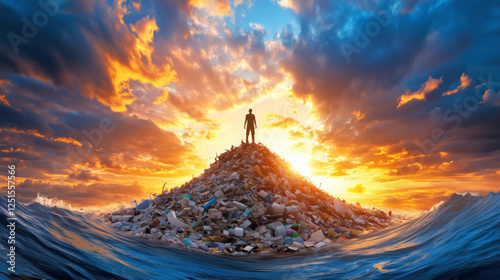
264;113;299;129
69;170;100;181
0;0;177;112
1;0;499;212
442;73;471;96
188;0;231;16
397;76;443;108
274;0;500;210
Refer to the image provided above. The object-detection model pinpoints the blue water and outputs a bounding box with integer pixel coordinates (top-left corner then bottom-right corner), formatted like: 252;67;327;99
1;192;500;279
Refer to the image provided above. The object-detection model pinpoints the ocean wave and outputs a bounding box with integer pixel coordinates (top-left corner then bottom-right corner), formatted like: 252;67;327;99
1;192;499;279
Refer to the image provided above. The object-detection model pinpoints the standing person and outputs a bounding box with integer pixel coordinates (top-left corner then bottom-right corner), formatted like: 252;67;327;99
244;109;257;144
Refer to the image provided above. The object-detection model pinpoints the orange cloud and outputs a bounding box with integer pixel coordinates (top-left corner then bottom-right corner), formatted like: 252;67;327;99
277;0;313;13
102;13;177;112
352;110;365;120
379;190;450;212
234;0;244;7
289;130;306;139
397;76;443;108
0;127;44;138
0;79;9;105
264;113;300;129
482;89;500;106
346;184;366;193
1;128;82;146
443;73;471;96
53;137;82;146
0;95;9;106
188;0;231;16
132;1;141;11
153;90;170;105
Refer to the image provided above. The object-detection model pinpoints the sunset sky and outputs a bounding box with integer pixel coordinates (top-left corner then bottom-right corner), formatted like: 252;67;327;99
1;0;499;213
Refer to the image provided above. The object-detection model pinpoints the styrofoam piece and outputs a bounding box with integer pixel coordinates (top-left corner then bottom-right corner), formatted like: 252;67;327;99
314;241;329;248
232;201;247;210
167;211;188;228
288;245;300;251
243;245;254;252
303;241;315;247
271;202;285;214
285;206;298;213
354;218;365;225
310;230;325;243
234;227;244;237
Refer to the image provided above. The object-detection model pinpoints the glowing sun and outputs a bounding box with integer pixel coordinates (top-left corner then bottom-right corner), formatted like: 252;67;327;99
284;152;312;178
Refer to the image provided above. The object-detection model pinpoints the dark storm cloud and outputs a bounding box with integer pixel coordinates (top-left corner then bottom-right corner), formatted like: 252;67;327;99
0;75;203;203
69;170;100;181
0;0;282;206
0;0;116;102
0;0;178;111
280;0;500;179
0;103;51;134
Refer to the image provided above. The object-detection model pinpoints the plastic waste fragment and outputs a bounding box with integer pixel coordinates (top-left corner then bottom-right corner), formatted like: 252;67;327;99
243;245;254;252
203;197;217;209
234;227;244;237
310;230;325;243
167;211;188;228
271;202;285;214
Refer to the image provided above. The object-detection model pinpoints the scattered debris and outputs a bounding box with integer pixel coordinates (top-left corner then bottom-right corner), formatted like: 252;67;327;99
105;142;404;255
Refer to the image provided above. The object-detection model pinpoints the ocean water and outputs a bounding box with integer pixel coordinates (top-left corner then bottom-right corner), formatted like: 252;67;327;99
1;192;499;280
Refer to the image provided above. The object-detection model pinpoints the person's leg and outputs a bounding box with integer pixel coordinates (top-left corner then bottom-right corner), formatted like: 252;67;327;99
246;127;250;143
251;128;255;143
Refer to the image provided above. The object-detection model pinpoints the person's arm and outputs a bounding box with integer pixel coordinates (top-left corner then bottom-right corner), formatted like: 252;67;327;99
244;115;247;129
254;116;257;129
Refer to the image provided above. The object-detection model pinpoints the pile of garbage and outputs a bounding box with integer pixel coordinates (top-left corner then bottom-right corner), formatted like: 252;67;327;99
105;142;400;255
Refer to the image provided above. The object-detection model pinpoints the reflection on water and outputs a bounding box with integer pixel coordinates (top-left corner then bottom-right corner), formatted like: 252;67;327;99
1;192;500;279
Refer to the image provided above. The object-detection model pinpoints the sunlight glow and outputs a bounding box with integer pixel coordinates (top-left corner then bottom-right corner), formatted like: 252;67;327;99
284;152;311;178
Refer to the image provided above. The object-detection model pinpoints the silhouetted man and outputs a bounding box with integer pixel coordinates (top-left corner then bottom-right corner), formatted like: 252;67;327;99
244;109;257;144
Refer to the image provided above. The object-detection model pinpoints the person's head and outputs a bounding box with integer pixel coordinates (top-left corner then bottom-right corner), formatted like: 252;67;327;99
249;108;252;113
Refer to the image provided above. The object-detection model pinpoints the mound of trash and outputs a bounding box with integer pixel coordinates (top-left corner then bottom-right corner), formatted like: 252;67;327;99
105;143;400;255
